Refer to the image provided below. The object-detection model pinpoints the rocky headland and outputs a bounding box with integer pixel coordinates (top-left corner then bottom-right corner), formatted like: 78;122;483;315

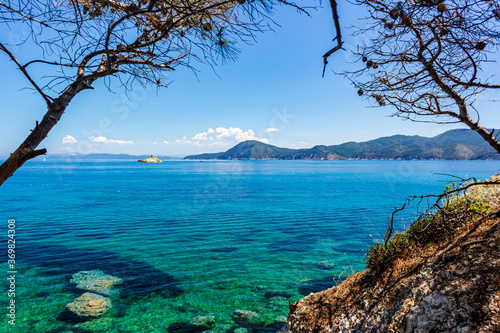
280;179;500;332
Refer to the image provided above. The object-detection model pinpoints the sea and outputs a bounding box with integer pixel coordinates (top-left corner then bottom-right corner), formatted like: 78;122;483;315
0;159;498;332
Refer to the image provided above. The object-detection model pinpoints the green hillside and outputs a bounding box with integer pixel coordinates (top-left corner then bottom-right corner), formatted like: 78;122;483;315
184;129;499;160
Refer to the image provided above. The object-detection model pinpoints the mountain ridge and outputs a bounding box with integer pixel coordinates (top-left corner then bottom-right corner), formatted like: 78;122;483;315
184;129;499;160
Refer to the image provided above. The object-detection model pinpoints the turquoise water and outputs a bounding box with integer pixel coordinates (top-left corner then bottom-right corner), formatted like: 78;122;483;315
0;160;498;332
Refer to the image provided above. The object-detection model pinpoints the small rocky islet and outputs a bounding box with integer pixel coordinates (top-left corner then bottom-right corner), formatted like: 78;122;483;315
138;155;162;163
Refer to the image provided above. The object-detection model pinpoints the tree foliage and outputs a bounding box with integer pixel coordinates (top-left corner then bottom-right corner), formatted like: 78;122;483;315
345;0;500;155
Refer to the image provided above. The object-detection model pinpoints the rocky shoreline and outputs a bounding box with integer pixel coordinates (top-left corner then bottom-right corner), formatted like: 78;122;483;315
279;183;500;332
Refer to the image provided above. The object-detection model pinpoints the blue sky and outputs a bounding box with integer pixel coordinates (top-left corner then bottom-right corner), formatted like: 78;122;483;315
1;1;499;157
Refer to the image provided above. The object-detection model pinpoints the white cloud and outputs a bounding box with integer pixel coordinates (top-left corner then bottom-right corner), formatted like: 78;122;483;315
62;135;77;144
265;128;279;133
215;127;263;142
91;136;134;145
192;132;209;141
162;141;169;144
175;136;192;145
192;128;215;141
179;127;270;147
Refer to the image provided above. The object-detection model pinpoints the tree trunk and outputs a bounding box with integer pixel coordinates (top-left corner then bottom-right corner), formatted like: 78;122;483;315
0;81;91;186
459;112;500;156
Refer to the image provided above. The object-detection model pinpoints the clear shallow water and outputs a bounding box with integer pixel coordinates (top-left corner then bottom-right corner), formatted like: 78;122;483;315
0;160;497;332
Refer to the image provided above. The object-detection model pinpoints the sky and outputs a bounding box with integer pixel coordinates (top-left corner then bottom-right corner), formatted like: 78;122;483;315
1;1;499;157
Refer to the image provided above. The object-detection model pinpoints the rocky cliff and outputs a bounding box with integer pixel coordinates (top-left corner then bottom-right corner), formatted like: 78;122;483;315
281;181;500;333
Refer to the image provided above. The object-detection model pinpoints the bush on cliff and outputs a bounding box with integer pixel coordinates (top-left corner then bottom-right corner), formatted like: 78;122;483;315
366;176;500;273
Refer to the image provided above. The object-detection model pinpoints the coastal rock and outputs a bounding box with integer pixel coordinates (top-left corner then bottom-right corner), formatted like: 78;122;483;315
232;310;265;327
70;270;122;295
138;155;162;163
66;292;111;317
282;209;500;332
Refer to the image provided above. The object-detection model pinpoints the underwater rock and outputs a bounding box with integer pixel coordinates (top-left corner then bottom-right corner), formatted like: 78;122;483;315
232;310;265;327
71;270;122;295
275;315;288;323
190;315;215;330
234;328;250;333
66;292;111;317
138;155;162;163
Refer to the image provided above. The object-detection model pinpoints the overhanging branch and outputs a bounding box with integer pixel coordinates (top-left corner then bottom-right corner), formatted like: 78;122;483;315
322;0;343;76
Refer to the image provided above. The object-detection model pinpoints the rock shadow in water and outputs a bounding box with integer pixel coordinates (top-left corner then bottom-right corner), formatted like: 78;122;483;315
264;291;292;299
56;308;92;324
15;242;183;299
267;233;320;252
45;325;95;333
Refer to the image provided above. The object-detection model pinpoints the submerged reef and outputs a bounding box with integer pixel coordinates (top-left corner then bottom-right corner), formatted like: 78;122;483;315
66;292;112;317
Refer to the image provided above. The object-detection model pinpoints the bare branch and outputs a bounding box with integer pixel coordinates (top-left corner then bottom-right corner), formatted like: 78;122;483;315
0;42;52;106
0;1;61;32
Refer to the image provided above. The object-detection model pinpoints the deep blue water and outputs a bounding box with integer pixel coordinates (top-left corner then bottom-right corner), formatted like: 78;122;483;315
0;160;497;332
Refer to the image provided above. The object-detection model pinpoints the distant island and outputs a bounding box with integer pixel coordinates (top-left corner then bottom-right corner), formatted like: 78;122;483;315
43;153;180;161
185;129;499;160
138;155;162;163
